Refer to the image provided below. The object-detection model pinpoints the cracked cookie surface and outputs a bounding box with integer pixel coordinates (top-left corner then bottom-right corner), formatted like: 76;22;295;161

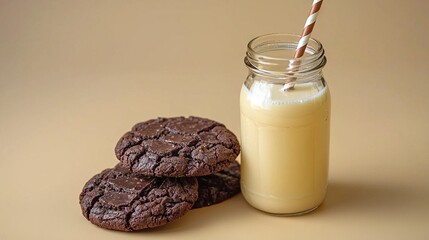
79;164;198;231
193;161;241;209
115;116;240;177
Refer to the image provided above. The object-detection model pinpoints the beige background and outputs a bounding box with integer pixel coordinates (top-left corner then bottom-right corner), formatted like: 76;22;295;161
1;0;429;239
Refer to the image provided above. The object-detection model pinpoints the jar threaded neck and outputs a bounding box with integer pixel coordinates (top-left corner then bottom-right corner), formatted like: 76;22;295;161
245;33;326;81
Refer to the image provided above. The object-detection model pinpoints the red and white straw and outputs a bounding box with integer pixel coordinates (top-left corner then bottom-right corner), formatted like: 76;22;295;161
294;0;324;59
284;0;324;90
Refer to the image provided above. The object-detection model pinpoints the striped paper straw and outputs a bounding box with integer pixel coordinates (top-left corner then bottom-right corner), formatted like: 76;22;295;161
295;0;323;58
284;0;324;90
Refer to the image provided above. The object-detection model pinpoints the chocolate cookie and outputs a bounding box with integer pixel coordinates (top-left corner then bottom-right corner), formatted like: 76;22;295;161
115;116;240;177
79;164;198;231
193;161;241;209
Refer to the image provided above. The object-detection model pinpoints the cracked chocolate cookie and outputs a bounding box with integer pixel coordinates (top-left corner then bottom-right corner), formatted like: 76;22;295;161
79;164;198;231
115;116;240;177
193;161;240;209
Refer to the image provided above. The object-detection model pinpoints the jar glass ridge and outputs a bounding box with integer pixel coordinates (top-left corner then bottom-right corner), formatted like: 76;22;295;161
245;33;326;81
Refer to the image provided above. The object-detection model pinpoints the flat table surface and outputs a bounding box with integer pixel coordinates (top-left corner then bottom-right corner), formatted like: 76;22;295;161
1;1;429;239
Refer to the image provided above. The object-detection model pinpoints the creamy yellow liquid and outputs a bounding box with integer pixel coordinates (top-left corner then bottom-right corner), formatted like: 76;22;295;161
240;81;330;214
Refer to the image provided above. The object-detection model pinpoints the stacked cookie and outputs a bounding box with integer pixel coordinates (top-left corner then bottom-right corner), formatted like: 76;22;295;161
79;116;241;231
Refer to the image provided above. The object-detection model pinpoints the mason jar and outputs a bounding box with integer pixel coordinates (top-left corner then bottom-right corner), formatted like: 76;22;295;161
240;33;330;215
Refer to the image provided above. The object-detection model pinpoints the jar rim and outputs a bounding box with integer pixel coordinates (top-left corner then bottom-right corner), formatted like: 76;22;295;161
245;33;326;79
247;33;324;62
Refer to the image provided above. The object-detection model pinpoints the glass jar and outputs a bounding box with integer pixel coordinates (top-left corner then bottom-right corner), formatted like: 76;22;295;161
240;33;330;215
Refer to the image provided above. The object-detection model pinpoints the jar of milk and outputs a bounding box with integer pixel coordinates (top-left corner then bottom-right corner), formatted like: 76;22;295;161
240;33;330;215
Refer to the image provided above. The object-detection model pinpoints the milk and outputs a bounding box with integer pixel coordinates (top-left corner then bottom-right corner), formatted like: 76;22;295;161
240;80;330;214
